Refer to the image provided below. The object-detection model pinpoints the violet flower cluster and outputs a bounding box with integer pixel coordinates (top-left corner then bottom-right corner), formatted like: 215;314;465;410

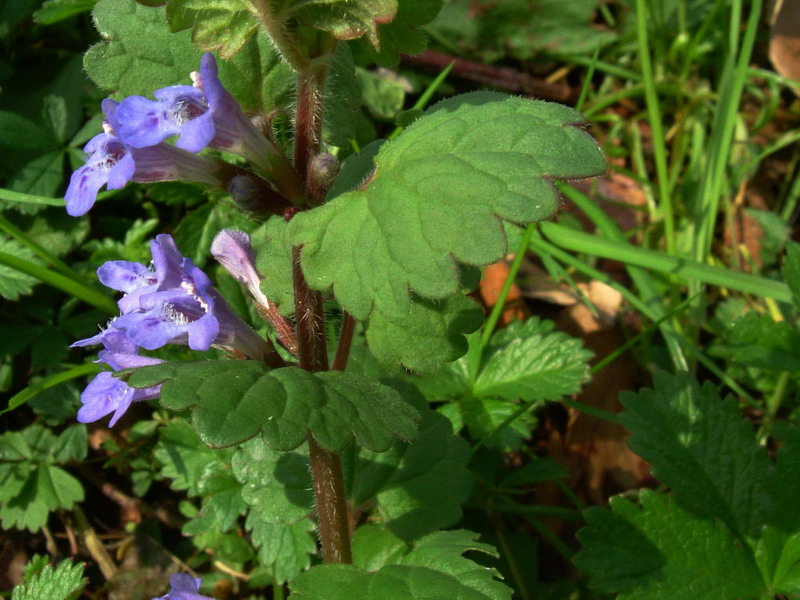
65;53;274;216
73;234;276;426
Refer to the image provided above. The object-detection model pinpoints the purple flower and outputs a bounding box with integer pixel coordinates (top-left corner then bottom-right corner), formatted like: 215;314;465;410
153;574;214;600
73;331;162;426
75;234;278;361
115;53;274;171
65;100;222;217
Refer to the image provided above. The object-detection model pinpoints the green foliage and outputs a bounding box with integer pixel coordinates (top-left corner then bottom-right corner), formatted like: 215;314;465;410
784;241;800;308
712;311;800;373
127;360;420;450
290;93;605;368
576;491;765;600
576;372;800;598
274;0;396;47
33;0;97;25
353;401;473;541
0;424;86;532
11;558;86;600
429;0;615;62
163;0;259;58
255;217;295;315
86;0;293;114
85;0;203;98
415;319;592;450
349;0;443;66
0;237;40;300
291;529;511;600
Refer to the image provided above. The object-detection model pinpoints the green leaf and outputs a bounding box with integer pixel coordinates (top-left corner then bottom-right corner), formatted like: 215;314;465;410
785;241;800;307
460;396;532;452
128;361;420;451
232;434;314;525
52;425;88;464
323;43;362;147
291;530;511;600
155;420;236;496
0;237;40;300
290;93;604;364
768;426;800;534
282;0;396;47
256;216;296;316
399;530;511;600
0;464;84;532
7;152;65;199
84;0;203;97
182;461;248;534
365;293;483;371
352;525;409;571
164;0;259;58
349;0;443;67
11;558;86;600
475;318;593;401
619;371;769;540
575;491;765;599
712;312;800;372
353;403;472;541
247;515;317;584
357;67;406;119
33;0;97;24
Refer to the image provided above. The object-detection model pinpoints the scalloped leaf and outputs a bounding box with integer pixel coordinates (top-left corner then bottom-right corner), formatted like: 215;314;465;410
126;361;420;450
290;93;605;364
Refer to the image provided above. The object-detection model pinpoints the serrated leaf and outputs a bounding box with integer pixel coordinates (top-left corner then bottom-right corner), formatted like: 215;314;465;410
290;93;604;364
247;514;317;583
575;491;765;600
11;559;86;600
619;371;769;540
353;404;472;541
128;361;420;451
154;420;235;496
232;434;314;524
0;237;40;300
768;426;800;534
165;0;259;58
475;318;592;401
460;396;532;452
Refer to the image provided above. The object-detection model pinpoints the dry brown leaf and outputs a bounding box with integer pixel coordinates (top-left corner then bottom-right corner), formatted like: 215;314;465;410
770;0;800;82
479;260;530;325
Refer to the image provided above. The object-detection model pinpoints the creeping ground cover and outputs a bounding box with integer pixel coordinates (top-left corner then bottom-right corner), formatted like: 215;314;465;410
2;1;800;599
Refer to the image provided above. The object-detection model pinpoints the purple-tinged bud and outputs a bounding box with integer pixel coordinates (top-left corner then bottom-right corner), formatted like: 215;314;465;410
307;152;340;204
211;230;271;307
226;173;292;218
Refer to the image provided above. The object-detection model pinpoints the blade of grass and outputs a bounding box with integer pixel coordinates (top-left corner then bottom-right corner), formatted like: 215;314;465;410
0;252;117;314
540;222;792;303
387;61;454;140
3;362;100;413
635;0;675;254
0;188;65;207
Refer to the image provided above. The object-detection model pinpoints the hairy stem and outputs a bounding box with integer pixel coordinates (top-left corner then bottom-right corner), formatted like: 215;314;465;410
307;435;353;563
294;61;334;206
332;312;355;371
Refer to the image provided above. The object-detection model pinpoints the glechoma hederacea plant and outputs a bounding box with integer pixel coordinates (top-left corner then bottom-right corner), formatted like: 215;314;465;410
13;0;614;597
